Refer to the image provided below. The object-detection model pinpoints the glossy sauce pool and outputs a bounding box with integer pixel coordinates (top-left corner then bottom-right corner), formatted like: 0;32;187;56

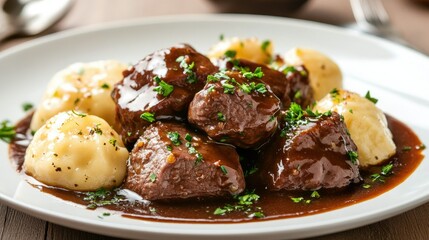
9;113;425;223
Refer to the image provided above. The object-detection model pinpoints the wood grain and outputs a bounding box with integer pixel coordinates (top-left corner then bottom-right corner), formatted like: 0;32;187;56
1;208;46;240
0;0;428;239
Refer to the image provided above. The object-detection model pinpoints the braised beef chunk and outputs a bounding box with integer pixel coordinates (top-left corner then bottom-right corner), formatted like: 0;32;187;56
281;65;313;108
125;121;245;201
112;44;217;145
257;107;361;191
216;58;313;109
188;70;281;149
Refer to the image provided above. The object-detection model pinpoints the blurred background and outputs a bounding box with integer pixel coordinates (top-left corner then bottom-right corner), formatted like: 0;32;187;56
0;0;429;53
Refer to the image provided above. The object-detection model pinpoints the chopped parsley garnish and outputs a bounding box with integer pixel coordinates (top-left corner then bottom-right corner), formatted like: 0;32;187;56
220;136;228;143
219;34;224;41
195;153;204;164
244;166;259;177
240;82;267;94
153;79;174;97
91;124;103;135
214;190;263;218
167;131;181;146
84;188;125;209
224;50;237;58
290;197;304;203
291;191;321;204
149;173;157;183
166;145;173;151
311;191;320;199
347;151;359;165
417;144;426;150
222;82;235;94
217;112;226;122
381;162;393;175
362;184;371;189
207;71;230;82
185;133;192;142
183;133;203;164
371;162;393;183
109;138;117;147
101;83;110;89
0;120;15;143
140;112;155;123
284;103;305;125
207;85;215;93
22;102;33;112
261;40;270;52
103;212;111;217
282;66;296;75
241;67;264;79
402;146;412;151
330;88;340;98
294;90;302;99
269;115;276;122
220;165;228;175
71;110;87;118
365;91;378;104
305;107;332;119
176;55;197;84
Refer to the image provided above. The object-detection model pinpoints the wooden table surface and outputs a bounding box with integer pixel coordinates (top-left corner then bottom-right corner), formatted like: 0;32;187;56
1;0;428;239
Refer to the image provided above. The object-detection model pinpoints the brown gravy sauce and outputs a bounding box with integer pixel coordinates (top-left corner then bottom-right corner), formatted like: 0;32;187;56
9;113;425;223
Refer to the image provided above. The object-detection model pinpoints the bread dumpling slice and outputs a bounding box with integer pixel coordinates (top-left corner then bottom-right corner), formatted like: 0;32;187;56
284;48;342;100
313;89;396;167
24;111;129;191
30;60;128;131
208;37;273;64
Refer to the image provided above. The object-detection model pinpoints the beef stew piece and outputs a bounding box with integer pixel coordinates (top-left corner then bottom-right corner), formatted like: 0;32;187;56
257;110;361;191
125;121;245;201
112;44;217;146
188;70;281;149
216;58;313;109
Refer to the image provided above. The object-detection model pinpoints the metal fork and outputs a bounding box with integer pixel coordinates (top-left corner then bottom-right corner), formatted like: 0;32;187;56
350;0;420;51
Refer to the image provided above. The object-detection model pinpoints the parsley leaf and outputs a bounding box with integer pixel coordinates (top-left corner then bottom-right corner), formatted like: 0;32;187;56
261;40;270;52
22;102;33;112
167;131;181;146
153;79;174;97
149;173;157;183
220;165;228;175
140;112;155;123
347;151;359;165
224;50;237;58
365;91;378;104
176;56;197;84
0;120;16;143
217;112;226;122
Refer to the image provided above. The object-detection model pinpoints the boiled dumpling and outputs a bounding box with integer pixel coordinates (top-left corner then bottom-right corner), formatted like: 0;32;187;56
30;60;128;131
208;37;273;64
313;89;396;167
24;111;129;191
284;48;342;100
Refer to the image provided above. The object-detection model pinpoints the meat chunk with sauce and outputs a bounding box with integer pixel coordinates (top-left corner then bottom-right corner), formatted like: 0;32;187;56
257;107;361;191
124;121;245;201
188;70;281;149
112;44;217;145
216;58;313;109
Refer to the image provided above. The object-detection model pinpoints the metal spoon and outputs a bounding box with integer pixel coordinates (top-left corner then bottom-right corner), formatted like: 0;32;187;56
0;0;73;42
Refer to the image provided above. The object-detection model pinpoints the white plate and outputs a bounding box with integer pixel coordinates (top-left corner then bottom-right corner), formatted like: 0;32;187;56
0;14;428;240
